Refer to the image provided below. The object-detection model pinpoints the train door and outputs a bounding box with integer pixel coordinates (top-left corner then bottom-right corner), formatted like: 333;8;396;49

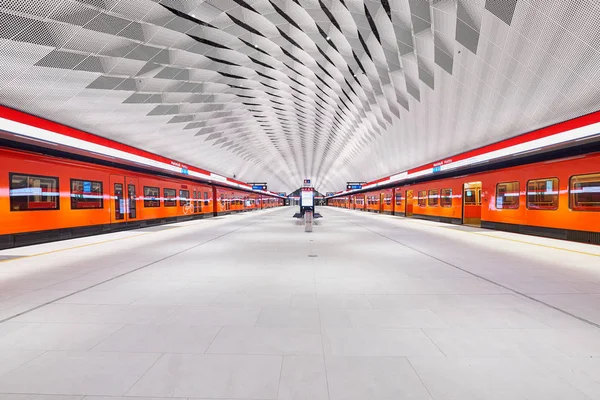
109;175;138;223
463;182;482;226
405;190;414;217
380;193;385;213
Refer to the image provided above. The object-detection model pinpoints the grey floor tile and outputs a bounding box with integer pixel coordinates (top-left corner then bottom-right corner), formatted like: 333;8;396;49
207;326;322;355
126;353;282;399
0;351;160;396
424;328;568;357
322;328;444;357
92;324;220;353
326;356;432;400
256;308;321;329
347;308;449;329
0;348;45;378
167;306;261;326
531;356;600;399
278;356;329;400
0;323;122;351
409;356;591;400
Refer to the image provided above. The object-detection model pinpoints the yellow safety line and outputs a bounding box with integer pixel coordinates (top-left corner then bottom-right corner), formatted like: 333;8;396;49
468;232;600;257
0;232;153;264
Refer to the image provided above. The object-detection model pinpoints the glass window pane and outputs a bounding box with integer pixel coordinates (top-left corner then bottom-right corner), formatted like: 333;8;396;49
164;188;176;207
71;179;103;209
9;173;59;211
428;189;439;207
496;182;520;209
418;190;426;207
527;178;559;210
570;173;600;212
143;186;160;207
179;189;190;206
441;188;452;207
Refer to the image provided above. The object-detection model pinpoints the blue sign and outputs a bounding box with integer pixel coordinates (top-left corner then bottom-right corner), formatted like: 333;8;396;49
432;166;441;173
253;185;267;190
83;181;92;193
181;167;189;175
347;184;362;190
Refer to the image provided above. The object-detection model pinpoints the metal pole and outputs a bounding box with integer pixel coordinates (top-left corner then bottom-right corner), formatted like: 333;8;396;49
305;210;313;232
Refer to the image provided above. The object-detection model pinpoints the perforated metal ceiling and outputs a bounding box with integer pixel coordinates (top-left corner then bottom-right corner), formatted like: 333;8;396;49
0;0;599;192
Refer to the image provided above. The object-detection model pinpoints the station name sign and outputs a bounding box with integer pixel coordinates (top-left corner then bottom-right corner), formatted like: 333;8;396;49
346;181;365;190
432;158;453;173
250;182;267;191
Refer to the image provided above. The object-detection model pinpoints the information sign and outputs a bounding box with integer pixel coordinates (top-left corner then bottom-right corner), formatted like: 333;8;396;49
346;184;362;190
301;188;314;207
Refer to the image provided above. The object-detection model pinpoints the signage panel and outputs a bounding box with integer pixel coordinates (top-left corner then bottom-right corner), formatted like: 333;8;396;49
346;184;362;190
301;188;314;207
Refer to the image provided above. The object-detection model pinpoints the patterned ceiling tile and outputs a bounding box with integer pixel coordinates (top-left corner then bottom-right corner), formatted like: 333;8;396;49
0;0;598;192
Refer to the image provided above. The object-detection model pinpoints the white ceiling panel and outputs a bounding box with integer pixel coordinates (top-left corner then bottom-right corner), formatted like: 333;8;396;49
0;0;598;192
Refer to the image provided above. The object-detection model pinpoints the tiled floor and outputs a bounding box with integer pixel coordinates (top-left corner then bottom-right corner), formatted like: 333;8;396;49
0;206;599;399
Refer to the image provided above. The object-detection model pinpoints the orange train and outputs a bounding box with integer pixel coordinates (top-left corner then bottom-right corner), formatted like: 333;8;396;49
329;152;600;244
0;147;283;249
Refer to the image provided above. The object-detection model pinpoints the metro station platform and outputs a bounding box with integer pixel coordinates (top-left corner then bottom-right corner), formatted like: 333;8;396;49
0;206;599;400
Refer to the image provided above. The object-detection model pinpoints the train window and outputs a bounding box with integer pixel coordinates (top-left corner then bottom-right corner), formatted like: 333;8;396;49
204;191;209;206
527;178;559;210
164;188;176;207
441;188;453;207
428;189;439;207
417;190;427;207
496;182;520;209
9;173;59;211
570;173;600;212
179;189;190;206
70;179;103;209
464;188;480;205
143;186;160;207
128;184;137;218
395;193;402;206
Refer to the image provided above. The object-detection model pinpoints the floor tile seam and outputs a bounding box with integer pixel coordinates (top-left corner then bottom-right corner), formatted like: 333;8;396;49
86;323;128;352
0;349;48;381
419;328;448;358
406;357;437;400
202;325;225;354
0;219;263;326
350;220;600;331
122;352;166;397
274;354;284;400
317;307;333;400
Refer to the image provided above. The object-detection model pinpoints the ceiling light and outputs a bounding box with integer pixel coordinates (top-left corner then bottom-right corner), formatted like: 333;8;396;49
326;36;330;40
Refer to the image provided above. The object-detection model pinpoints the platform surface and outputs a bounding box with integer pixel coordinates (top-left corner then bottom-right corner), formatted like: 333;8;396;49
0;206;599;400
